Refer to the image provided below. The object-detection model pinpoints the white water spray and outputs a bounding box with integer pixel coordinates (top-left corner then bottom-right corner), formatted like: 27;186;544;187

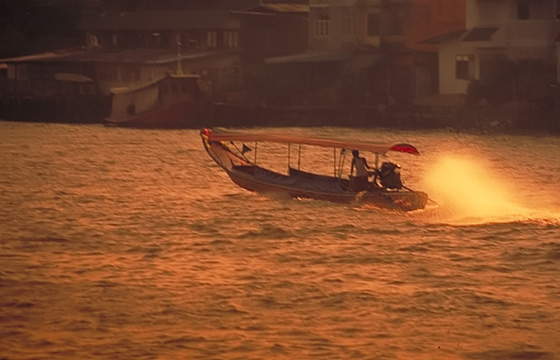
423;155;532;224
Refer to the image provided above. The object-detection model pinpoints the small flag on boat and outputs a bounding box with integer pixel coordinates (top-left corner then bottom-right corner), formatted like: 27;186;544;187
241;143;252;154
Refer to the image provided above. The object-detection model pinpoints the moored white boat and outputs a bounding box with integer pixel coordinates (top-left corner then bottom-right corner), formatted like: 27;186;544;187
105;73;206;128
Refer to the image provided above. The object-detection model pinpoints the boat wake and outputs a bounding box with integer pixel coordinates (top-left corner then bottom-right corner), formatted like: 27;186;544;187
422;155;560;226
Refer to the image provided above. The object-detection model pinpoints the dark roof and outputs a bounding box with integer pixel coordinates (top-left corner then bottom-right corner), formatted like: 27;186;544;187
137;0;260;11
239;3;309;14
262;0;307;3
0;48;239;65
420;30;467;44
77;11;239;31
266;50;354;64
462;27;499;42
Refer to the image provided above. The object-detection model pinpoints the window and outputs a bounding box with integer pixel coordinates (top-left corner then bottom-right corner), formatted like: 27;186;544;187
314;7;330;38
99;67;118;82
314;20;330;38
121;66;140;83
232;31;238;48
207;31;217;48
388;13;404;36
342;15;354;36
456;55;473;80
182;32;198;50
341;7;354;36
517;1;529;20
367;13;380;36
223;30;238;48
223;31;230;48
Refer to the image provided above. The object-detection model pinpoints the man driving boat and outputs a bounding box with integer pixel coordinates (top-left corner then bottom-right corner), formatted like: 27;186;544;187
350;150;375;192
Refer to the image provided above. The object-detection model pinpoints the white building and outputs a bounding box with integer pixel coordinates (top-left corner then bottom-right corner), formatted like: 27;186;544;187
431;0;560;95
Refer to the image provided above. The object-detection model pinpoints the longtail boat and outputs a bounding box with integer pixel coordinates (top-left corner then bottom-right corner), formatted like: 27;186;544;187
201;128;428;211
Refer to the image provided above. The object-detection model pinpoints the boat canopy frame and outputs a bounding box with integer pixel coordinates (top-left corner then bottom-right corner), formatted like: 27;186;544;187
203;129;420;156
200;128;429;211
203;128;420;181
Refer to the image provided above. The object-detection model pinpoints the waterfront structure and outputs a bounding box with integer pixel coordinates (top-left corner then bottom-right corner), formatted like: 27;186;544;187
0;50;110;122
77;10;243;94
264;0;466;106
236;3;309;64
232;2;309;106
377;0;467;104
427;0;560;95
0;3;248;122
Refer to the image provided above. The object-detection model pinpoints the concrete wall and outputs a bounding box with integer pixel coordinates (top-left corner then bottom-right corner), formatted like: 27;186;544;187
406;0;466;53
446;0;558;94
439;39;473;94
558;44;560;83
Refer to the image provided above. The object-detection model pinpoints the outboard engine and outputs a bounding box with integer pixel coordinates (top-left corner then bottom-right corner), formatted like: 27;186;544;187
379;162;403;190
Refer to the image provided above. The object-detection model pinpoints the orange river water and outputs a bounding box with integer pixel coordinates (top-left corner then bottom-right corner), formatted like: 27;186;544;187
0;121;559;359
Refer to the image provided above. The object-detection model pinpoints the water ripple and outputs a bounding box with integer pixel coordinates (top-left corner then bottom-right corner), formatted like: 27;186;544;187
0;123;559;359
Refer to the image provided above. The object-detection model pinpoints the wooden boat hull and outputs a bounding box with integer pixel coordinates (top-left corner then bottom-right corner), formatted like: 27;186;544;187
225;168;427;211
202;131;428;211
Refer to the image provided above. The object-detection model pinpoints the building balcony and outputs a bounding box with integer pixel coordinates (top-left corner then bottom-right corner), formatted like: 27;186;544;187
355;0;382;6
507;20;556;47
463;20;557;49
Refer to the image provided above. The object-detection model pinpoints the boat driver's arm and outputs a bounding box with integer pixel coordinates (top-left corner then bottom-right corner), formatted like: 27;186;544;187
363;157;374;170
